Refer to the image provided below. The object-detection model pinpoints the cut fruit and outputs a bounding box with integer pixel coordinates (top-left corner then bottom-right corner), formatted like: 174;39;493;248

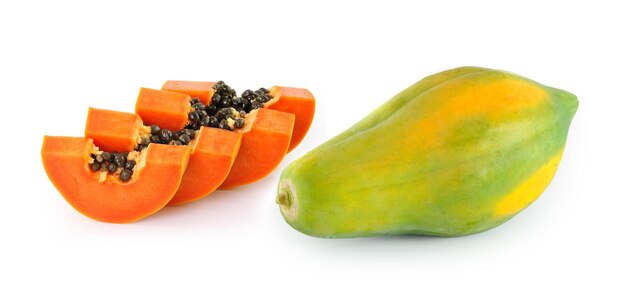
136;87;191;131
85;107;143;152
219;108;294;189
135;94;295;189
168;127;242;206
41;136;190;223
162;80;216;105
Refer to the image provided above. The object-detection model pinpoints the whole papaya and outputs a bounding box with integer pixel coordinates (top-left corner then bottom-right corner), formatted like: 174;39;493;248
277;67;578;238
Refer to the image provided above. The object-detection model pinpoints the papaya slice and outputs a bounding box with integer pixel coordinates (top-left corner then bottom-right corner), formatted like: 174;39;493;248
41;136;190;223
168;127;242;206
219;108;295;189
135;87;192;132
161;80;314;152
85;107;145;152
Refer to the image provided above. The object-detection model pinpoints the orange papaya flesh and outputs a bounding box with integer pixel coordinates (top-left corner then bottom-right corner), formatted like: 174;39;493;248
266;86;315;152
159;80;315;152
162;80;216;105
41;136;190;223
85;107;147;152
135;87;191;132
219;108;295;189
167;127;242;206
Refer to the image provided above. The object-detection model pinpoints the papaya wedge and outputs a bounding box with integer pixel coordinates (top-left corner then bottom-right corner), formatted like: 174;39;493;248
41;136;190;223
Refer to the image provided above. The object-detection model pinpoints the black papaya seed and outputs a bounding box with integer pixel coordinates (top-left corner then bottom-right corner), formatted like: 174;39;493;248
107;162;117;173
188;122;201;130
101;151;111;161
221;97;231;108
141;137;150;145
241;99;251;111
120;169;133;182
150;134;161;144
124;160;136;170
200;116;210;126
209;116;219;127
193;103;205;111
251;100;263;110
231;97;242;109
113;153;126;167
219;119;230;130
234;118;245;129
159;129;173;143
188;111;201;123
90;161;101;172
205;104;217;116
150;124;161;134
178;134;191;145
242;89;254;101
211;93;222;106
184;128;195;138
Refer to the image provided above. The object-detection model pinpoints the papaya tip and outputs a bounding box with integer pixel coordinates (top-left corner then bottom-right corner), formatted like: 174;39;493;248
276;192;291;207
277;179;299;222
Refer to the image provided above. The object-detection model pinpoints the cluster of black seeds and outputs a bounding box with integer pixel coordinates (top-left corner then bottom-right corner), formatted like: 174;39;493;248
89;151;137;182
92;126;196;181
185;80;272;131
137;124;196;150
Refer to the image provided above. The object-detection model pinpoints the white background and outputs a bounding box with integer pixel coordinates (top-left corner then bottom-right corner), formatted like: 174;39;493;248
1;0;624;285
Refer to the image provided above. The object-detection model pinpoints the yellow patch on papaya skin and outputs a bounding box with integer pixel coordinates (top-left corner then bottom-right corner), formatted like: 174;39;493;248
416;78;548;148
494;148;564;217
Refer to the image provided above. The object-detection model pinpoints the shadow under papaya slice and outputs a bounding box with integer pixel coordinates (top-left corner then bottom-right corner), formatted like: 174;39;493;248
41;136;190;223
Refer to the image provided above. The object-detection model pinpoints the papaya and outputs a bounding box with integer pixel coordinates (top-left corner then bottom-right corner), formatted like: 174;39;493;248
276;66;578;238
138;80;305;189
162;80;315;152
41;136;190;223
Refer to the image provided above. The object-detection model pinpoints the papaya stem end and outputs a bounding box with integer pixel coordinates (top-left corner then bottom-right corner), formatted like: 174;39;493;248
277;180;298;221
276;183;292;208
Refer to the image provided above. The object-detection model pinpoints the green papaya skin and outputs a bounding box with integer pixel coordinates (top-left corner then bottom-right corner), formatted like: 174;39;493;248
277;67;578;238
